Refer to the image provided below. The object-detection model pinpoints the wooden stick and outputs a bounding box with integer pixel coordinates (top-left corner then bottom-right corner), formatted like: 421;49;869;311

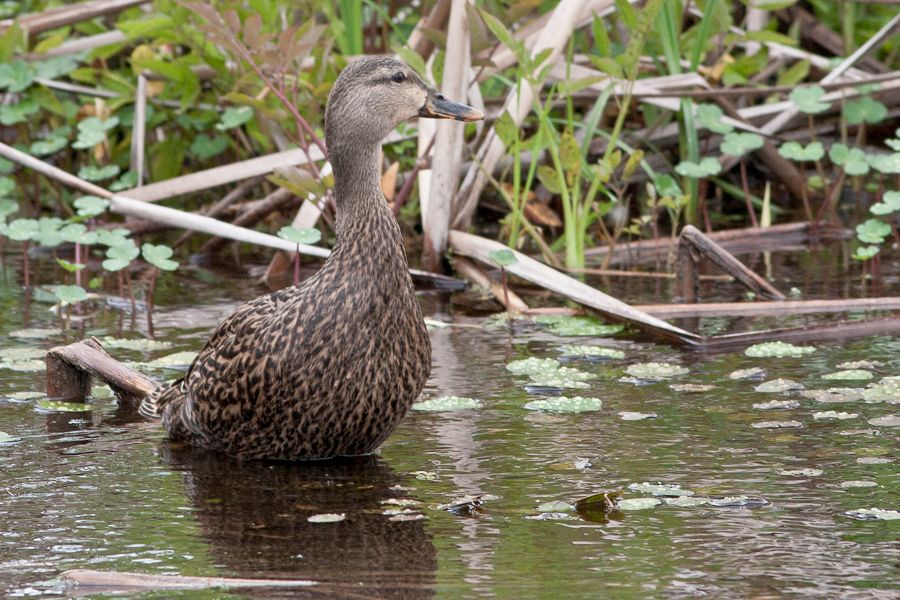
422;0;470;272
448;230;700;344
451;256;528;313
60;569;315;591
637;297;900;319
451;0;588;230
0;0;149;35
131;74;147;187
677;225;785;301
47;339;156;404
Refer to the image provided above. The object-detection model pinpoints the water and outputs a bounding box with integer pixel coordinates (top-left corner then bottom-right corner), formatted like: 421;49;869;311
1;245;898;598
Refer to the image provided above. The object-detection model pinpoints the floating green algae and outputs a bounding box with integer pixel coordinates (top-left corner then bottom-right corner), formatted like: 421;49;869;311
618;411;657;421
506;357;560;376
777;468;823;477
729;367;766;380
624;362;689;379
36;400;91;413
627;482;693;497
744;341;816;358
96;336;174;351
753;400;801;410
669;383;714;393
617;498;661;511
533;315;625;337
558;345;625;360
822;369;874;381
812;411;858;420
751;420;803;429
803;388;865;403
412;396;482;412
754;379;805;393
523;396;602;413
844;508;900;521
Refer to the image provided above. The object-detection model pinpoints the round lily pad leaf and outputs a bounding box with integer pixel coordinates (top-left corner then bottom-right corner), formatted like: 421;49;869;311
745;341;815;358
754;379;805;393
729;367;766;380
778;141;824;161
802;388;865;404
837;360;882;370
751;420;803;429
54;285;88;304
617;498;661;511
277;226;321;246
867;414;900;427
73;195;109;217
558;345;625;360
720;132;763;157
696;104;732;134
627;482;693;497
412;396;481;411
307;513;345;523
487;248;517;267
536;501;575;512
670;383;714;393
856;457;892;465
625;362;688;379
788;85;830;114
753;399;800;410
675;157;722;178
708;496;768;508
856;219;891;244
97;337;173;351
863;379;900;403
843;96;887;125
777;468;823;477
36;400;91;413
506;357;560;376
103;241;140;272
526;370;591;390
812;411;858;420
663;496;709;507
2;391;44;402
142;243;179;271
142;351;197;369
840;480;878;488
844;508;900;521
618;411;657;421
523;396;602;412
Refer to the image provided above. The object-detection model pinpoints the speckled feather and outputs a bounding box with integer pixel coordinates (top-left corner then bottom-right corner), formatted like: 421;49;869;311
140;58;435;460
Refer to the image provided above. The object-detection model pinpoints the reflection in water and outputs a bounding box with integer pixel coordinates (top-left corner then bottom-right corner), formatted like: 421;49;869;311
160;445;437;598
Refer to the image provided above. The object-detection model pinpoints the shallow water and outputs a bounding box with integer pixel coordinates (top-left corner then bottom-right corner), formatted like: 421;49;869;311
1;244;898;598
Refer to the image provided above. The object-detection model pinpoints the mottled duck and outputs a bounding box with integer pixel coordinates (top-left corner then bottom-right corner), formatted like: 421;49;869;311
139;57;483;460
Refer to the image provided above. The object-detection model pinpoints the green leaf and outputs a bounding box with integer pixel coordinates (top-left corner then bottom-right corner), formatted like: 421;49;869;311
696;104;732;134
493;110;519;148
32;55;80;79
0;198;16;220
54;284;88;304
720;132;764;157
277;226;321;245
788;85;829;114
32;217;64;246
885;138;900;152
189;133;229;160
0;60;33;92
216;106;253;130
587;56;623;80
488;249;517;267
74;195;109;217
56;258;85;272
653;173;682;197
102;241;139;272
72;116;118;149
4;218;38;241
29;136;68;156
855;219;891;244
109;171;138;192
537;165;562;194
870;191;900;215
59;223;98;245
852;245;880;261
778;141;824;161
558;131;581;173
0;176;13;197
777;60;809;87
613;0;639;30
478;8;518;52
828;144;868;175
78;164;120;182
843;97;887;125
754;0;799;10
0;99;39;125
141;243;178;271
675;157;722;178
867;153;900;174
743;30;797;46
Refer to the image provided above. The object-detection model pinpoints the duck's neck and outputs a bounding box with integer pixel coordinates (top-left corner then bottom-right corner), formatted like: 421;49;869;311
328;139;405;268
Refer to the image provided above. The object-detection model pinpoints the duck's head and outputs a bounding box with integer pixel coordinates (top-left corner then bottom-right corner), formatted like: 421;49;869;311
325;56;484;150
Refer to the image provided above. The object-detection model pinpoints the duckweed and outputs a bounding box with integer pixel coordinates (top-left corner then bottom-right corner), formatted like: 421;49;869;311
754;379;805;393
823;370;874;381
558;345;625;360
744;341;816;358
624;362;689;379
617;498;661;511
523;396;602;413
412;396;482;412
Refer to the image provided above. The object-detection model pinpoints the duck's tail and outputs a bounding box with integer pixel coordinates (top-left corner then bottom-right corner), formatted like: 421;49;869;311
138;378;184;420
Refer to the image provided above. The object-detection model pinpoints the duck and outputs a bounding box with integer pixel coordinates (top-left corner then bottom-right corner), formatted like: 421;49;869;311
139;57;483;460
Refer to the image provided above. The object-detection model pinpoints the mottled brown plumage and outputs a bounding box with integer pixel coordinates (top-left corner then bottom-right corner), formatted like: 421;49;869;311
139;57;483;460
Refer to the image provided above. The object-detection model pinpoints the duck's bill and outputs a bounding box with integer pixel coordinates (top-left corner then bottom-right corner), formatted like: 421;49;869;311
419;94;484;122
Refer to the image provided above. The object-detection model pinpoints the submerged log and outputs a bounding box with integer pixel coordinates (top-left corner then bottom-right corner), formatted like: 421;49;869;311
60;569;315;592
46;339;156;405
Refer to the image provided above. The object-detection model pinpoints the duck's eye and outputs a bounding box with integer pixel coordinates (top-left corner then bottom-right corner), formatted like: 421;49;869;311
391;71;406;83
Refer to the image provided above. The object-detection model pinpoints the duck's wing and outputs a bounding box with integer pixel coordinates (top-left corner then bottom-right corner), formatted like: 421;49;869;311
139;288;293;419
